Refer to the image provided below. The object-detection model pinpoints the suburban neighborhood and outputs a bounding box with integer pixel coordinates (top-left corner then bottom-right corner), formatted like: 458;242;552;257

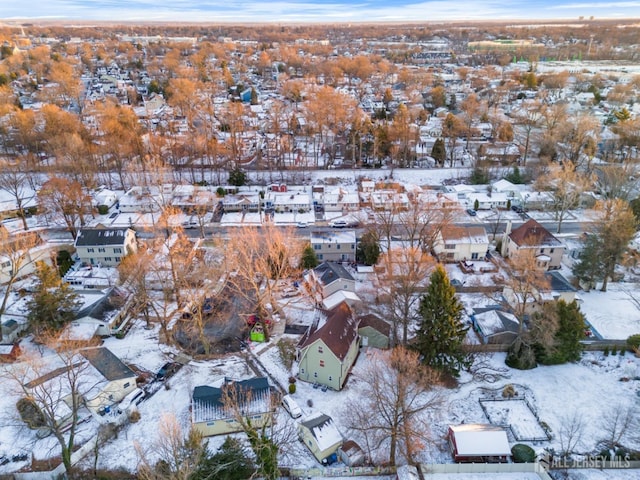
0;16;640;480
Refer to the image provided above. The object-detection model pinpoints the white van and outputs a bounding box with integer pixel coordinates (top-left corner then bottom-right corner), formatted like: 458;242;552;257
281;395;302;419
118;387;145;413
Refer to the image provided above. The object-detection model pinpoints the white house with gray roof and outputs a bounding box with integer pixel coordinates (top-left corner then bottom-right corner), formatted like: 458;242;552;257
74;227;137;267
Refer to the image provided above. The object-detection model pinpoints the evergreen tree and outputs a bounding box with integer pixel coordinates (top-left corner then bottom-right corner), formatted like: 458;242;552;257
572;232;601;290
27;261;80;337
356;230;381;266
414;264;470;376
191;437;255;480
228;168;247;187
300;243;318;270
540;300;586;365
430;138;446;166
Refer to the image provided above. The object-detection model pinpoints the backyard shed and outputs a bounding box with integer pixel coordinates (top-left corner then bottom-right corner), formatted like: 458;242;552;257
448;424;511;462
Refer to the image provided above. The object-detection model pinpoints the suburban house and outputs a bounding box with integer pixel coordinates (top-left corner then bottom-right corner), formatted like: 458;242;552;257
464;191;510;210
1;316;29;344
501;219;565;270
191;377;272;436
544;271;578;303
298;412;344;463
80;347;138;413
321;290;362;311
74;227;137;267
264;189;311;213
433;225;490;262
310;230;357;262
221;193;261;212
307;261;356;300
297;303;360;391
470;307;520;344
322;188;360;213
448;424;511;462
357;313;391;349
502;270;579;317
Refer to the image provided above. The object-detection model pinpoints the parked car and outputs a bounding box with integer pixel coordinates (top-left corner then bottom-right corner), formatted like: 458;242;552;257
156;362;179;381
296;221;308;228
118;387;145;413
281;395;302;419
466;209;477;216
330;219;348;228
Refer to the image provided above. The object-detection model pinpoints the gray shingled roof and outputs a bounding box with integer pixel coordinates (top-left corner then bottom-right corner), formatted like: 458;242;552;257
81;347;136;381
75;228;131;247
313;261;354;286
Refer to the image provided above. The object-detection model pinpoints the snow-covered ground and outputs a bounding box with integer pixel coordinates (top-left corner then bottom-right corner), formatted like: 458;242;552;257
578;283;640;340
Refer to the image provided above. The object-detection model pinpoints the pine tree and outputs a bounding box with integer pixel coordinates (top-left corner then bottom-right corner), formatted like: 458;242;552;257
414;264;470;376
27;261;80;337
542;300;586;364
356;229;380;266
430;138;446;166
300;243;318;270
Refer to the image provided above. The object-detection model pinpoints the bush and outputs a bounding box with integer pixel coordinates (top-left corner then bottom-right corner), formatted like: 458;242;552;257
506;341;537;370
17;397;46;429
511;444;536;463
604;346;610;356
612;346;618;355
502;384;516;398
307;399;313;408
216;187;226;197
627;334;640;350
288;383;296;394
288;376;296;384
276;339;296;371
128;410;141;423
97;205;109;215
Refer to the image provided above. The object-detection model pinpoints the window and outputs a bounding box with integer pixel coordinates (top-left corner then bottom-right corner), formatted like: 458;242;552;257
445;243;455;250
328;376;332;381
1;261;10;269
318;254;323;260
318;346;323;353
471;252;479;260
313;244;320;250
104;257;112;262
300;368;305;374
336;244;341;250
115;257;121;262
124;382;130;388
549;248;555;254
319;360;325;367
98;248;106;253
313;372;318;378
87;248;95;253
114;247;122;254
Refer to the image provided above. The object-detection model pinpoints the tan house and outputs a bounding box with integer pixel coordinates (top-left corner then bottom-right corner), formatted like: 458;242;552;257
74;227;137;267
501;219;564;270
297;303;360;391
80;347;138;413
298;413;343;463
191;377;272;437
434;225;490;262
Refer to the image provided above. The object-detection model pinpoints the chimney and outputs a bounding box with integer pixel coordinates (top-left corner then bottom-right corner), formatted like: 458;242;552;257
505;220;512;235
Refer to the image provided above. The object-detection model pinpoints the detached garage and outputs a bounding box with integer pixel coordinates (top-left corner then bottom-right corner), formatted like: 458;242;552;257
448;424;511;462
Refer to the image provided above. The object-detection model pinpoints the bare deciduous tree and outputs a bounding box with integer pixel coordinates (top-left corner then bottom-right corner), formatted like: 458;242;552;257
136;412;205;480
342;347;442;466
